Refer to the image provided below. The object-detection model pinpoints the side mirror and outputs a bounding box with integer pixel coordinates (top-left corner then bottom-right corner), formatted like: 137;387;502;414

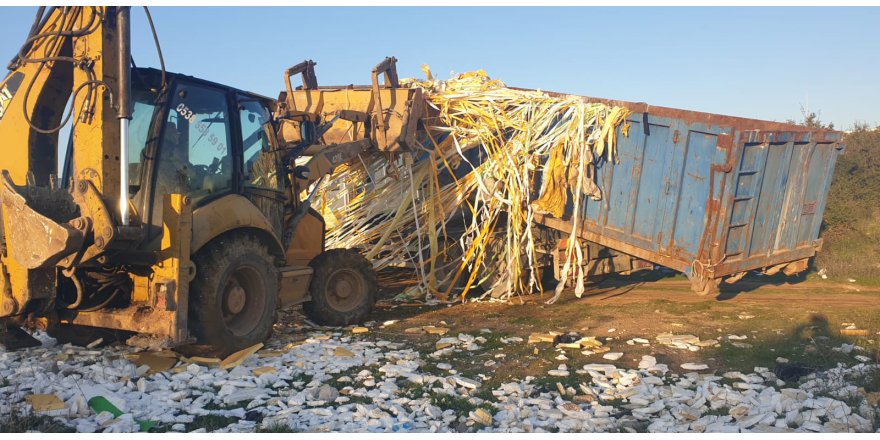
299;120;317;146
262;122;278;153
292;165;310;180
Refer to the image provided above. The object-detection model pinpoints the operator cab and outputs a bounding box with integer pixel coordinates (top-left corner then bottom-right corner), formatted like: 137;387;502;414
63;68;285;248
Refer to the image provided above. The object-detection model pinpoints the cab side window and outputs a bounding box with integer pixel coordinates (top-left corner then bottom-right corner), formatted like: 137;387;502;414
238;98;279;190
155;83;233;203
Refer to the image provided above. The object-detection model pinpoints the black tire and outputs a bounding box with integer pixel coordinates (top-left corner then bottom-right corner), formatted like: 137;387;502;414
304;249;377;326
190;234;279;352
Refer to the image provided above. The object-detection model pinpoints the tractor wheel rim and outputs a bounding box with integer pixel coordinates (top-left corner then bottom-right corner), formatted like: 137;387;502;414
222;265;266;336
325;269;366;313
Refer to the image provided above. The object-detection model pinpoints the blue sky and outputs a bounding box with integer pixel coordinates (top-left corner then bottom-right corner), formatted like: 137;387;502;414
2;6;878;129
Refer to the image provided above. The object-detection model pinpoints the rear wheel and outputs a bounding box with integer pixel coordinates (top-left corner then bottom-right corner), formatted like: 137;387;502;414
304;249;377;326
190;235;278;352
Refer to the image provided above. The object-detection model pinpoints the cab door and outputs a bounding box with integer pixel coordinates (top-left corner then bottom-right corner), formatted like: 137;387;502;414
144;80;236;244
236;95;285;240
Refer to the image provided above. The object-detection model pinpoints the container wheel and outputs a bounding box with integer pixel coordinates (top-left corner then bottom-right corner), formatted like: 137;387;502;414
303;249;377;326
190;234;278;353
691;276;721;297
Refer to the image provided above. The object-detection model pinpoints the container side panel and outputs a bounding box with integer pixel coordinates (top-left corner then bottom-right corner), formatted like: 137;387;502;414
630;124;669;246
774;144;810;251
724;143;766;257
748;142;794;257
670;130;717;257
656;121;688;252
605;124;645;233
796;143;835;244
806;143;842;242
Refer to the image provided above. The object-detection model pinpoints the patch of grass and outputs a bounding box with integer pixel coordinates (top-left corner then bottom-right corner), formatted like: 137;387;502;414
400;382;431;400
707;313;859;374
290;372;314;385
531;373;582;394
719;377;738;388
184;414;239;432
256;422;299;433
202;399;253;411
344;395;374;405
430;392;477;417
0;413;75;433
702;406;730;417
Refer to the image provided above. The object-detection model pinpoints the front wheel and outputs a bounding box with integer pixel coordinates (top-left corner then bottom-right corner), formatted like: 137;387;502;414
189;235;279;353
303;249;377;326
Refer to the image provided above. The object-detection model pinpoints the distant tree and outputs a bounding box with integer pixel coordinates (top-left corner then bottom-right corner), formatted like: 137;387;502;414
849;121;878;133
787;105;834;130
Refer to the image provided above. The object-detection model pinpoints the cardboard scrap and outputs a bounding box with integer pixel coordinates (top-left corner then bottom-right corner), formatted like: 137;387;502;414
220;343;264;369
472;408;493;425
184;356;222;367
252;366;277;377
128;352;178;374
25;394;65;412
528;333;556;344
424;326;450;335
435;338;458;350
351;327;369;334
333;347;355;357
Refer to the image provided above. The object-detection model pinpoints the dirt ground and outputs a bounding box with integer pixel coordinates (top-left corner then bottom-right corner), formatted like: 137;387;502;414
364;269;880;394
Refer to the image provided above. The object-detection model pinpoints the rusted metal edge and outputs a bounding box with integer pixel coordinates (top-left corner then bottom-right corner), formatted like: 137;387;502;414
59;307;178;338
712;246;818;277
512;87;843;142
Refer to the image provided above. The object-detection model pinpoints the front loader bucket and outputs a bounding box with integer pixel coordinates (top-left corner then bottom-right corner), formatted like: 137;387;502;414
0;171;83;269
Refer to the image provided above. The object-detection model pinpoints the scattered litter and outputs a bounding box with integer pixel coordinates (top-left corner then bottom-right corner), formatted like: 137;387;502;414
528;333;557;344
424;326;450;335
602;352;623;361
351;327;369;334
333;347;355;357
252;366;277;377
680;363;709;371
126;352;178;375
841;328;869;337
220;343;264;369
656;333;715;351
627;338;650;346
738;314;755;320
26;394;65;413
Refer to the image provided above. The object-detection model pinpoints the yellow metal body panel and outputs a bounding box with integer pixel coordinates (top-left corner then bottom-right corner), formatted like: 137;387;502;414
0;7;125;317
279;266;313;306
285;210;324;266
0;7;72;186
281;87;424;152
68;194;192;342
70;7;122;215
191;194;284;256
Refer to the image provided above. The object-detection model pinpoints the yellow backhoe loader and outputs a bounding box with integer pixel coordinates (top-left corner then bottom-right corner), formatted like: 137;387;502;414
0;6;425;353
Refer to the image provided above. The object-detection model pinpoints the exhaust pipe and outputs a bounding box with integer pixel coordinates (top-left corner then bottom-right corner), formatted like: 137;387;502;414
116;7;132;225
